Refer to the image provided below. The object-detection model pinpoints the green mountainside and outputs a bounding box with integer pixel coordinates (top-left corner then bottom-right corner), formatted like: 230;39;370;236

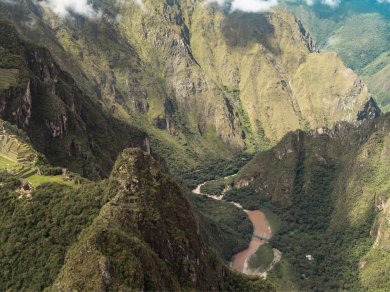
0;20;147;178
0;146;273;291
214;113;390;290
281;0;390;111
0;0;377;177
0;0;389;291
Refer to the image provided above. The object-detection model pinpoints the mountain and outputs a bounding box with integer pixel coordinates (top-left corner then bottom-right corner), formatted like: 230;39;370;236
210;112;390;290
0;21;148;179
0;0;377;177
0;0;388;291
281;0;390;111
0;146;274;291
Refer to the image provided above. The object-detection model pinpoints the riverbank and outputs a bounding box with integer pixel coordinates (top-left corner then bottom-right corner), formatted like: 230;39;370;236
192;179;281;277
231;210;272;273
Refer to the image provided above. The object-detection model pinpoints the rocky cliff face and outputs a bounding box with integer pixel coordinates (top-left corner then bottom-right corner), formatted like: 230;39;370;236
0;21;148;178
0;146;273;291
51;148;273;291
0;0;378;175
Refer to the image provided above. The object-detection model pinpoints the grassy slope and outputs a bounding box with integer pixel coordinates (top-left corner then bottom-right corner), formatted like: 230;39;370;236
0;0;374;179
190;5;370;143
51;148;274;291
220;113;390;290
191;194;253;261
281;0;390;111
0;155;16;168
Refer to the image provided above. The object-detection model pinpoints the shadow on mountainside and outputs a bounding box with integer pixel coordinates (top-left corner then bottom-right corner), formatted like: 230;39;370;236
221;12;279;55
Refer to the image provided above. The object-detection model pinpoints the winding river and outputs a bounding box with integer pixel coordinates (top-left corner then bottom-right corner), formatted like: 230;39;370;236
192;178;273;274
231;210;272;273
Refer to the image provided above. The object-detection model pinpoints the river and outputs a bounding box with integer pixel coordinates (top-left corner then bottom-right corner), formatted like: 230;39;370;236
231;210;272;273
192;178;273;274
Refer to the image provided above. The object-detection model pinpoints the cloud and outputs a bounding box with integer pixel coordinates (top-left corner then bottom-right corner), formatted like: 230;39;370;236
304;0;390;7
37;0;102;18
115;0;146;11
305;0;340;7
206;0;278;13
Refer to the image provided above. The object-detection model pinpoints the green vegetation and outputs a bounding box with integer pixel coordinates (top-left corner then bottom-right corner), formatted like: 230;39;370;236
221;114;390;290
27;174;74;188
267;258;299;291
0;155;16;168
0;172;114;290
191;194;252;260
224;187;269;210
0;68;18;90
0;147;273;291
51;148;273;291
222;270;275;292
248;244;274;272
0;0;375;181
0;1;388;290
263;210;281;235
179;153;253;190
281;0;390;111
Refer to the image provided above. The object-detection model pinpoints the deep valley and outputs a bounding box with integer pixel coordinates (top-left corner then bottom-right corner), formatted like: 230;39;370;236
0;0;389;291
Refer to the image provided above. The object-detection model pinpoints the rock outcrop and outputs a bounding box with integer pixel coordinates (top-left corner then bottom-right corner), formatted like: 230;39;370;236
0;0;377;175
52;148;273;291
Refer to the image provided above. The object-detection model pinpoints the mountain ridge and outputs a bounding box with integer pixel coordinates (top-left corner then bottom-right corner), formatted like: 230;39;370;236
0;1;388;291
0;0;379;177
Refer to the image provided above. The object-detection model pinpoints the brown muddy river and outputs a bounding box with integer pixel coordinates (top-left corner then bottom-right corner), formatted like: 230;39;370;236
192;180;273;274
231;210;272;273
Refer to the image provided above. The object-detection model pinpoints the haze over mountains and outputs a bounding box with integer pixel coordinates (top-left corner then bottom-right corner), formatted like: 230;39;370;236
0;0;388;291
282;0;390;111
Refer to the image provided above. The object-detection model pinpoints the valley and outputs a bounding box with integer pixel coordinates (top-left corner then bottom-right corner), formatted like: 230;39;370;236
281;0;390;112
0;0;389;291
231;210;273;274
193;178;276;278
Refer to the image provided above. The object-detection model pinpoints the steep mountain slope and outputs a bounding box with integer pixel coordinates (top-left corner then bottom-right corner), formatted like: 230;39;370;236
281;0;390;111
0;1;388;291
215;113;390;290
0;21;148;178
190;7;372;143
0;0;377;176
0;147;274;291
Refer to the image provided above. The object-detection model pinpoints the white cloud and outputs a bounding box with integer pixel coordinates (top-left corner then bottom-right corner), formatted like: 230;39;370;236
37;0;102;18
205;0;278;13
304;0;390;7
320;0;340;7
305;0;341;7
115;0;146;11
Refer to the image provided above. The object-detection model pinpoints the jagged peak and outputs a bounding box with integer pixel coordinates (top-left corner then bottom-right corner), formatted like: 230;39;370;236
357;97;382;121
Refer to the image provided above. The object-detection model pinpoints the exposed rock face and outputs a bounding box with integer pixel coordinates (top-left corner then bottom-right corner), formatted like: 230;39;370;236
0;0;377;175
52;148;273;291
357;97;382;121
0;22;148;178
